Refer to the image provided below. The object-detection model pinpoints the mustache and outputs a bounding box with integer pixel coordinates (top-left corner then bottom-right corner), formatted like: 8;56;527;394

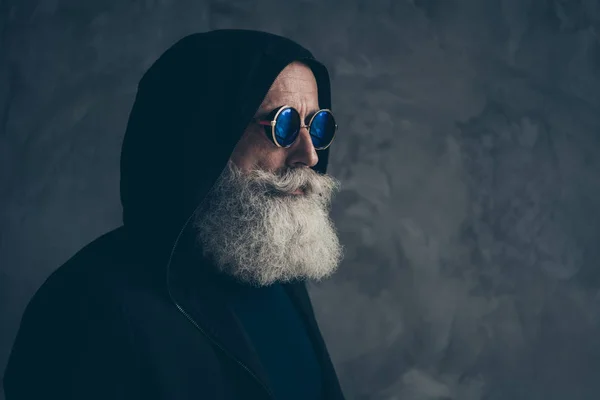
227;162;341;197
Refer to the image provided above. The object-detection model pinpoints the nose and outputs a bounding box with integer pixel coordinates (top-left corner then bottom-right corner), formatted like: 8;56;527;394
286;126;319;168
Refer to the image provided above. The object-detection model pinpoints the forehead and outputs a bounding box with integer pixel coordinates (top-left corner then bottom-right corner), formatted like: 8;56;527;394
260;62;318;108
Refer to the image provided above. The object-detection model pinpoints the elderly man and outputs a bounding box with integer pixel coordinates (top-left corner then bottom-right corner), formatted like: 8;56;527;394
4;29;346;399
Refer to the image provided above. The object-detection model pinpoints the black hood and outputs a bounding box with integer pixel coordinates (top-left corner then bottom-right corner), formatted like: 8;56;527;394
119;29;332;251
115;32;340;398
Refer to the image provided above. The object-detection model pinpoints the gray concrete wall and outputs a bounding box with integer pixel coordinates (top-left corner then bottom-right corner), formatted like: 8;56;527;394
2;1;600;399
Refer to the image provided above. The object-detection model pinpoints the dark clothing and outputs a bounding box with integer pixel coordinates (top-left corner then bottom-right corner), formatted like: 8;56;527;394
4;29;345;399
229;283;323;400
4;227;342;399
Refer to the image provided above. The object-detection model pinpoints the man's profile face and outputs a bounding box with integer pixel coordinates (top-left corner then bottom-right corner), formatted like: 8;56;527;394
230;61;320;177
192;61;344;286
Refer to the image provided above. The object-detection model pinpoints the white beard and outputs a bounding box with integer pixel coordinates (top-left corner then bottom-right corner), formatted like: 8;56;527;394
192;160;344;286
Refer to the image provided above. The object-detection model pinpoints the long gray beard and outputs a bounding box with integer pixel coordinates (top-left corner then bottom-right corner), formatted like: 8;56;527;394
192;160;344;286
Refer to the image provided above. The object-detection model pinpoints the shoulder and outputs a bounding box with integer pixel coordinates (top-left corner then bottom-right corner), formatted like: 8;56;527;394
5;227;228;398
11;227;148;358
24;227;134;319
20;227;222;359
12;225;181;358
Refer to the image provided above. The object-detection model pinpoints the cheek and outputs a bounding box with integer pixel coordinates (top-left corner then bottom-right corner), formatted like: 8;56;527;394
230;142;278;172
230;128;288;172
256;151;287;172
230;139;255;171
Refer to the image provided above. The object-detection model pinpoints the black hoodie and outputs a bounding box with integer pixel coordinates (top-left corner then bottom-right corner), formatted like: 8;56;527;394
4;30;345;400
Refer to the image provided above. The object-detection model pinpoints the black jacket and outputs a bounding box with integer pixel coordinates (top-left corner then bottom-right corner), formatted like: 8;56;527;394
4;29;345;400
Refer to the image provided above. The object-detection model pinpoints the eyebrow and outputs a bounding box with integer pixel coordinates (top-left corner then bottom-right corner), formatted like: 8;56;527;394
257;105;320;120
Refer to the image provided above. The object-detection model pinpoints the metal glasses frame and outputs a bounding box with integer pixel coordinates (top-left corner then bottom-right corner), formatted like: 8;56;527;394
254;105;338;150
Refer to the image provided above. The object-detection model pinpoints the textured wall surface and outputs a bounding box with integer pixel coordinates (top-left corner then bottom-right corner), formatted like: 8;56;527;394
2;1;600;399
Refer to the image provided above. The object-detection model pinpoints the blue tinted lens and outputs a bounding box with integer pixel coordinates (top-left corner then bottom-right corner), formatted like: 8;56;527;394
274;107;300;147
310;110;336;149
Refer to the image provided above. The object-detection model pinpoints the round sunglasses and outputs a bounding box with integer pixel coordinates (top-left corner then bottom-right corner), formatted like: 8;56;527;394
254;105;337;150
